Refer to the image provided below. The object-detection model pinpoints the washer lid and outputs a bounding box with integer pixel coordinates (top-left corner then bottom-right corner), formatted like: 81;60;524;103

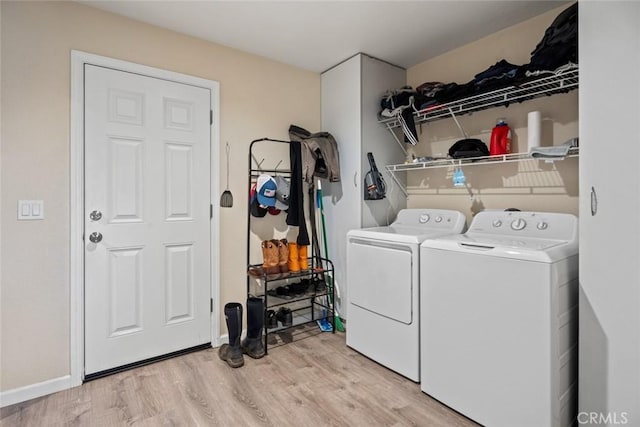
462;233;567;251
422;233;578;263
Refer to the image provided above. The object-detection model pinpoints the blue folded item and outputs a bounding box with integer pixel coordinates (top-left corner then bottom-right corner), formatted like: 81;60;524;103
317;318;333;332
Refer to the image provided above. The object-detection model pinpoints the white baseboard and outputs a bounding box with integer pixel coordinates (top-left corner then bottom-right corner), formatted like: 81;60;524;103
217;333;229;346
0;375;72;408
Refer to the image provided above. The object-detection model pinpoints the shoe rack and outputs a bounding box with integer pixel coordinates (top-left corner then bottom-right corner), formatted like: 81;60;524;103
246;138;336;354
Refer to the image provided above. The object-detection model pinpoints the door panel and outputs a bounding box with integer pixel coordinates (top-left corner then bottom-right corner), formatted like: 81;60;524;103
165;142;193;220
165;243;195;324
108;137;144;223
84;64;211;375
108;247;143;337
347;239;413;324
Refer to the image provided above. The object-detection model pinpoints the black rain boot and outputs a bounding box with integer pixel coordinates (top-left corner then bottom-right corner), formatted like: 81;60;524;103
218;302;244;368
241;297;266;359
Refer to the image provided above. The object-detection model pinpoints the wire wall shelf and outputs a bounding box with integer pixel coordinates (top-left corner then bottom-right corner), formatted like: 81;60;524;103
386;147;579;172
385;147;579;197
380;65;579;129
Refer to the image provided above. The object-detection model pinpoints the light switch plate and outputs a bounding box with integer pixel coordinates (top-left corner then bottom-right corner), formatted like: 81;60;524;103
18;200;44;220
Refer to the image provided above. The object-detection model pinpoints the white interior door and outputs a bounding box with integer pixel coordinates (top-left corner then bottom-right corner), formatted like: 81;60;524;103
84;64;212;376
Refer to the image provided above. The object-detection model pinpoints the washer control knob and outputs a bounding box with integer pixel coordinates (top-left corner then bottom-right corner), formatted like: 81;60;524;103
537;221;548;230
435;216;443;223
492;220;502;228
419;214;430;223
511;218;527;231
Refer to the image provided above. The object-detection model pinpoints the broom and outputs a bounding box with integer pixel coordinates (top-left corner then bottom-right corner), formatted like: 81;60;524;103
317;180;345;332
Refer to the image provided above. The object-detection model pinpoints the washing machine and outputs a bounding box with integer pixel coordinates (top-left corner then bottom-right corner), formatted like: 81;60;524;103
346;209;466;381
420;211;579;427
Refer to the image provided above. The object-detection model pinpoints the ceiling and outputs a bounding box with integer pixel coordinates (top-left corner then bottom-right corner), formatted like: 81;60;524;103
81;1;569;73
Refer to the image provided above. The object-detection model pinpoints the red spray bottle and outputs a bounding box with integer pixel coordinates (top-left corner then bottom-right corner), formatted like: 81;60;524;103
490;118;511;156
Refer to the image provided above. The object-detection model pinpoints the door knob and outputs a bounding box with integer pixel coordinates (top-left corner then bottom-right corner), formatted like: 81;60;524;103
89;232;103;243
89;210;102;221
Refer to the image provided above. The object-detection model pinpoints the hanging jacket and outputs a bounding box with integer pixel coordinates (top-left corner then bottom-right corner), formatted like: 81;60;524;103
286;140;310;246
289;125;341;183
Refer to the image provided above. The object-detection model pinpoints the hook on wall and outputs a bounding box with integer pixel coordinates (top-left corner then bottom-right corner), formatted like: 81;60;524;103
464;183;475;201
273;160;283;175
251;153;266;171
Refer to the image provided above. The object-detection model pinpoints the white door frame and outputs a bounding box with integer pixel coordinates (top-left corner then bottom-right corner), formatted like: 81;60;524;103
70;50;221;386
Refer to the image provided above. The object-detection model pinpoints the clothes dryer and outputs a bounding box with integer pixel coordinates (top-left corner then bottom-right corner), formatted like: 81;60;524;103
420;211;578;427
346;209;466;381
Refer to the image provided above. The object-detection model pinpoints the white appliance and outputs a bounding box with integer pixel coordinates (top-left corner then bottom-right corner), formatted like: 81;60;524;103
346;209;466;381
420;211;579;427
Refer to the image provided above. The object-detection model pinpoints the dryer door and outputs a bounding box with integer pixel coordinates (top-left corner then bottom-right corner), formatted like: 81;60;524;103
347;238;414;324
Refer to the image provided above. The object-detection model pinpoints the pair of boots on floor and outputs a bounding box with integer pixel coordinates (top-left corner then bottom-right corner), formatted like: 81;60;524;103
261;239;308;275
218;298;265;368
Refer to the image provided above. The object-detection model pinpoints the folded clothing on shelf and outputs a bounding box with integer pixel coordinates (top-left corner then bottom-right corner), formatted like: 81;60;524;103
529;145;571;159
379;86;420;145
529;137;578;159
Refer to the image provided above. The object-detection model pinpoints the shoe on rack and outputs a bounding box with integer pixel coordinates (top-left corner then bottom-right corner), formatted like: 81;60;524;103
313;278;327;293
288;281;305;296
277;239;289;274
299;278;311;293
275;285;292;299
298;244;309;270
261;240;280;275
276;307;293;327
287;242;300;272
266;309;278;329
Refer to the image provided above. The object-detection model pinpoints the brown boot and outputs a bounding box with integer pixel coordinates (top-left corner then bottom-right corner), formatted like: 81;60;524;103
288;242;300;272
262;240;280;275
277;239;289;274
298;244;309;270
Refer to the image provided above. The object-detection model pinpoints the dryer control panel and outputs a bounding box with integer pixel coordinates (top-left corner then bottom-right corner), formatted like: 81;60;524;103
394;209;466;231
468;211;578;242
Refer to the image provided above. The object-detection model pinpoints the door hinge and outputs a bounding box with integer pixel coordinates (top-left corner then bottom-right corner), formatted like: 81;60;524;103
210;298;214;313
210;204;213;219
210;110;213;125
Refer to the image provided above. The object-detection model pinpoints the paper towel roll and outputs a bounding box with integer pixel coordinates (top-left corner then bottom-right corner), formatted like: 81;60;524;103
528;111;542;150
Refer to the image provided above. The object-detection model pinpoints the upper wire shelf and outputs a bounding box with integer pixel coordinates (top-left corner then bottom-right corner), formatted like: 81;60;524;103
379;65;579;129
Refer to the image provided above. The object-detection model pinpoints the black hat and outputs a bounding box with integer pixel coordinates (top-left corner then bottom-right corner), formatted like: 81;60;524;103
249;183;267;217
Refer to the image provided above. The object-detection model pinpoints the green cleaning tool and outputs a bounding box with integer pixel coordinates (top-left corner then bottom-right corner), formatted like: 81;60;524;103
317;180;345;332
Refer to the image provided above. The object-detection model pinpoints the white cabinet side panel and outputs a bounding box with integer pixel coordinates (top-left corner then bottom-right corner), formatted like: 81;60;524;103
321;56;362;320
579;2;640;424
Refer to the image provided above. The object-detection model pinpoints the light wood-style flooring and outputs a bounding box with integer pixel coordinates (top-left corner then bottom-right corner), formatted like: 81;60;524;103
1;331;478;426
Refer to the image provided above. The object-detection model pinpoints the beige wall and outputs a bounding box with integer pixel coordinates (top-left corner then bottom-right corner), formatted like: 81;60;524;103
405;4;579;222
0;1;319;391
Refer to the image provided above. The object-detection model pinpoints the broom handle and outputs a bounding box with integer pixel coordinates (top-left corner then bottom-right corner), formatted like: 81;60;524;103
317;181;332;298
225;142;230;189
